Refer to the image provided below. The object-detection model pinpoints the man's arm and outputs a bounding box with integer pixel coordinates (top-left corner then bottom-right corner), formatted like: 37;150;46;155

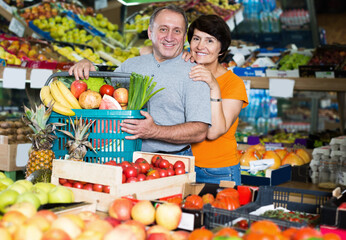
120;111;208;144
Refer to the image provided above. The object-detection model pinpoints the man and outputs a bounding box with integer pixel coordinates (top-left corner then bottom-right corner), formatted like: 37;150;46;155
68;5;211;156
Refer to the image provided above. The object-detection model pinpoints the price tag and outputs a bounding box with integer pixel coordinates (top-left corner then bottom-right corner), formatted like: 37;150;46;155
226;17;235;31
177;212;195;231
315;71;335;78
3;67;26;89
235;10;244;25
31;32;42;39
269;78;295;98
16;144;31;167
30;69;53;89
9;17;25;37
95;0;107;10
0;0;13;14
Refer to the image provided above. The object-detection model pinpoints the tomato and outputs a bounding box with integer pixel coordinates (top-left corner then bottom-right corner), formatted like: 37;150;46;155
67;179;75;184
99;84;115;97
126;177;138;183
139;162;150;174
137;173;146;181
151;154;163;166
158;169;168;178
291;227;322;240
73;181;84;189
122;173;126;183
168;163;174;170
83;183;93;191
105;160;117;166
92;184;103;192
173;161;185;170
159;159;170;169
236;219;248;229
146;175;156;181
62;182;72;187
166;168;175;176
184;195;204;209
120;161;132;169
174;167;185;175
189;229;213;240
123;166;138;178
135;158;148;164
103;185;110;193
147;169;160;178
154;159;162;168
59;178;67;185
132;163;140;174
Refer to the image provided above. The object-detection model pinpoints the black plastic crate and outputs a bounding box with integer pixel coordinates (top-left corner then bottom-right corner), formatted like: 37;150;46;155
204;186;332;230
320;190;346;229
291;164;312;183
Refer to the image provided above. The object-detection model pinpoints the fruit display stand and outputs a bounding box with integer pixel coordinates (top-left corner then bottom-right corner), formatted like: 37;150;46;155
51;152;196;212
0;135;30;180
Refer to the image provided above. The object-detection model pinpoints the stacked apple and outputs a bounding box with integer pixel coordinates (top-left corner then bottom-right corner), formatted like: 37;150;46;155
18;2;59;23
106;197;187;239
0;172;74;212
239;144;312;172
0;46;21;65
112;46;140;63
113;155;186;183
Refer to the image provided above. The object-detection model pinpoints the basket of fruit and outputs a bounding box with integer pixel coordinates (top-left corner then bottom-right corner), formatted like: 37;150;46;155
41;71;163;164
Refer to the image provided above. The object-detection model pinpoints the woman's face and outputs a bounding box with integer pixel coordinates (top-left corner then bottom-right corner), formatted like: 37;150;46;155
189;29;222;65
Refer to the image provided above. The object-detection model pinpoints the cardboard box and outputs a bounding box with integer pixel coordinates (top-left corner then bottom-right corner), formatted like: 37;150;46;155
51;152;196;212
0;136;29;172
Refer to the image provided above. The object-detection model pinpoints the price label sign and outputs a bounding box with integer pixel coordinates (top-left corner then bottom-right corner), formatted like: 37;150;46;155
3;67;26;89
30;69;53;89
0;0;12;14
226;17;235;31
235;10;244;25
9;17;25;37
95;0;107;10
269;78;295;98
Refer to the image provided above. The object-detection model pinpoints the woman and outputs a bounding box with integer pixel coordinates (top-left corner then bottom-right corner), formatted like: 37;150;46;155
187;15;248;185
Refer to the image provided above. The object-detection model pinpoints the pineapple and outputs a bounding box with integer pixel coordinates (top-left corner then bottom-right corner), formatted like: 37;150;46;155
22;103;65;178
58;116;96;161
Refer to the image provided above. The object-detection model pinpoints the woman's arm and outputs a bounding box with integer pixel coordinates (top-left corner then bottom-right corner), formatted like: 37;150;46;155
189;65;243;140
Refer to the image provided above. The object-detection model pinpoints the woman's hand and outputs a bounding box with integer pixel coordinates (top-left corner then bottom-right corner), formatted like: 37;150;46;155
182;51;195;63
189;65;218;90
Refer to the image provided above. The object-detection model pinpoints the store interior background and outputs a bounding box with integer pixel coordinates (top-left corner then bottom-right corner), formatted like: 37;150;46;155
0;0;345;140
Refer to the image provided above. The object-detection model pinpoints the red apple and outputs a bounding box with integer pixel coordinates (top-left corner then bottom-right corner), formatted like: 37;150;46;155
113;88;128;105
42;228;71;240
104;216;121;228
147;232;171;240
70;80;87;99
103;224;137;240
122;220;146;240
108;198;133;221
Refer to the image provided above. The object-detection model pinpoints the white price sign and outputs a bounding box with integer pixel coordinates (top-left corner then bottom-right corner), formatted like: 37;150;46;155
9;17;25;37
95;0;107;10
0;0;12;14
3;67;26;89
235;10;244;25
226;17;235;31
30;69;53;89
269;78;295;98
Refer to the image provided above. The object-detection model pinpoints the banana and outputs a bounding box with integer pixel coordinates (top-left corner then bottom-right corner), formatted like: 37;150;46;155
56;81;81;109
50;81;74;108
40;86;75;116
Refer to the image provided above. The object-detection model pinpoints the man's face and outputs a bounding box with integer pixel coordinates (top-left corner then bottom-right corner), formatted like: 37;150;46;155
148;9;186;62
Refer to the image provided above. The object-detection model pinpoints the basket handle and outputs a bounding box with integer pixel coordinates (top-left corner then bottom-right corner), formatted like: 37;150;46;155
44;71;132;86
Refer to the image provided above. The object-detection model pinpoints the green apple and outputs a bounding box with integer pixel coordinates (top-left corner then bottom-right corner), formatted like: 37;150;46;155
14;180;33;191
0;182;7;191
8;183;28;194
32;188;48;205
33;182;55;194
0;177;14;187
0;189;19;212
0;171;6;179
48;186;74;204
16;192;41;209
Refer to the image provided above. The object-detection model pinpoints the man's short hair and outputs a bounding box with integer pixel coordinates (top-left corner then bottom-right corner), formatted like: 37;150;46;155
149;4;188;33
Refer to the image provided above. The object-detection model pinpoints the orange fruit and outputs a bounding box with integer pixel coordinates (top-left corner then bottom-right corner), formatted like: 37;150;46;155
188;228;213;240
249;220;281;235
214;227;238;237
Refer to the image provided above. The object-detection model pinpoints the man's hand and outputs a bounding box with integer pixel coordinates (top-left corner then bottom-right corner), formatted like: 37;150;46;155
120;111;158;140
68;59;96;80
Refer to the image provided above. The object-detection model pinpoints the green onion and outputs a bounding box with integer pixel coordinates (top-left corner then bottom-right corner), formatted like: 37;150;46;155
127;72;164;110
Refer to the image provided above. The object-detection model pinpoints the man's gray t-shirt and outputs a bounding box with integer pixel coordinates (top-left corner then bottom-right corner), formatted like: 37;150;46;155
115;53;211;152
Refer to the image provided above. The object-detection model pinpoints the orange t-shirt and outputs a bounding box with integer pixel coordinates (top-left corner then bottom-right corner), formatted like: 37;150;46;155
192;70;248;168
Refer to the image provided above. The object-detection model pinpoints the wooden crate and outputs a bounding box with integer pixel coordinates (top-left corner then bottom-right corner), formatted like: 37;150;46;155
51;151;196;212
0;135;30;171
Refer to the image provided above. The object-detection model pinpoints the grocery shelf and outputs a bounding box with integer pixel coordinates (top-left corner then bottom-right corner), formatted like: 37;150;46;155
240;76;346;92
241;76;346;134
